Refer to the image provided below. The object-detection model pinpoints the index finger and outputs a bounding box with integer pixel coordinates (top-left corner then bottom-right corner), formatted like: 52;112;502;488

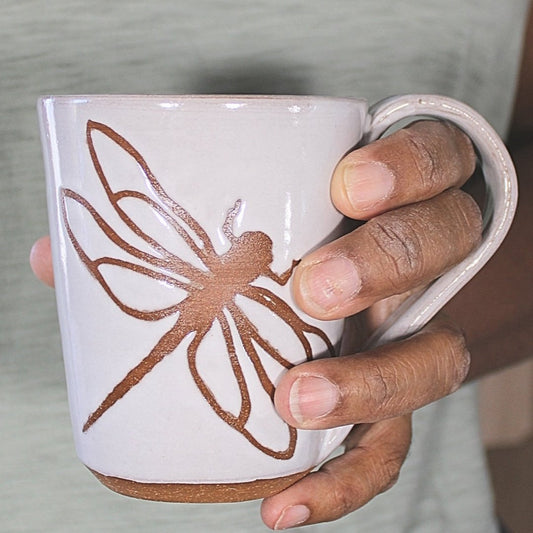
332;120;476;219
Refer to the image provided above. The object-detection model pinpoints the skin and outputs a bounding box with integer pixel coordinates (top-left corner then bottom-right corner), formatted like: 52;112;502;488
30;9;533;530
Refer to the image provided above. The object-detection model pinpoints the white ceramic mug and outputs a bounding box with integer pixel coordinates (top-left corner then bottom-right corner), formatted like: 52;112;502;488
38;94;517;503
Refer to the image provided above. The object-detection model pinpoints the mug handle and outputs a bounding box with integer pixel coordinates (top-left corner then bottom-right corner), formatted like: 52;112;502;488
361;94;518;348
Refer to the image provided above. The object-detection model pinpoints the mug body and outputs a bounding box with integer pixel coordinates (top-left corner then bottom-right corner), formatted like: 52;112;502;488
39;95;366;501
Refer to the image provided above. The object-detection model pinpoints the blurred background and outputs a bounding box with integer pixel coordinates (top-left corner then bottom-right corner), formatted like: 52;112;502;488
480;360;533;533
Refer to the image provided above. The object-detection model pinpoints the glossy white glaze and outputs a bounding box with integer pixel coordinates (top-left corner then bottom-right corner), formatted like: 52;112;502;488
38;94;516;492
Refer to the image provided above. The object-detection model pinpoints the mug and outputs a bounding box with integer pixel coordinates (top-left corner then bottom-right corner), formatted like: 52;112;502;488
38;94;517;503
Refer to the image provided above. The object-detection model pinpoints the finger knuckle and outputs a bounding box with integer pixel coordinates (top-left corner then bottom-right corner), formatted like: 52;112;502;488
320;468;361;518
402;121;476;189
379;449;405;493
445;122;477;177
401;125;441;189
361;358;398;416
447;189;483;244
333;481;359;518
365;216;424;286
438;323;471;392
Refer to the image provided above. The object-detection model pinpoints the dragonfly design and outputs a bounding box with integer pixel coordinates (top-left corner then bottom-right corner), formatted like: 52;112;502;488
60;120;335;460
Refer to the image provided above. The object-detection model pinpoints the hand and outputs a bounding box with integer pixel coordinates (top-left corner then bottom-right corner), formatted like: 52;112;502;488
260;120;480;529
29;121;480;530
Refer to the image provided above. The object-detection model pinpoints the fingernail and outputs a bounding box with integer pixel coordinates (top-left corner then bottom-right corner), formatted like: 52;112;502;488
289;376;340;424
343;162;394;212
274;505;311;530
300;257;361;312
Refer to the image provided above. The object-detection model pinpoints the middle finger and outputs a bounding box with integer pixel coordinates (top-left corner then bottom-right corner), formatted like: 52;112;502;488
292;188;482;320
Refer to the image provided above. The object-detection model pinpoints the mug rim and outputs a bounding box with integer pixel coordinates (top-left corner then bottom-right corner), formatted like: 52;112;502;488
38;94;367;108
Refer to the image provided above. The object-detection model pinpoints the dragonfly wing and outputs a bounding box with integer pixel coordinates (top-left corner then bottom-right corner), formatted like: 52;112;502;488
224;285;338;458
86;120;218;270
187;317;249;429
188;312;297;460
240;285;336;360
61;187;190;321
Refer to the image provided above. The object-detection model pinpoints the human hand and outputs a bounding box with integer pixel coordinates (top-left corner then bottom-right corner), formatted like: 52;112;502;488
260;120;481;529
29;120;480;530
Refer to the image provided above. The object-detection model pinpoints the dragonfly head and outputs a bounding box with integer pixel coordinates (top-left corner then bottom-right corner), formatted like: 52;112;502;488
233;231;274;269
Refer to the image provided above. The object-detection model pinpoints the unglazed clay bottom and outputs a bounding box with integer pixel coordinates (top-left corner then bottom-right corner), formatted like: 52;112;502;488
88;467;311;503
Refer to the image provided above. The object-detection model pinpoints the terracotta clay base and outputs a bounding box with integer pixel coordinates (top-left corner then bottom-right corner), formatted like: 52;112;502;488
88;467;311;503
